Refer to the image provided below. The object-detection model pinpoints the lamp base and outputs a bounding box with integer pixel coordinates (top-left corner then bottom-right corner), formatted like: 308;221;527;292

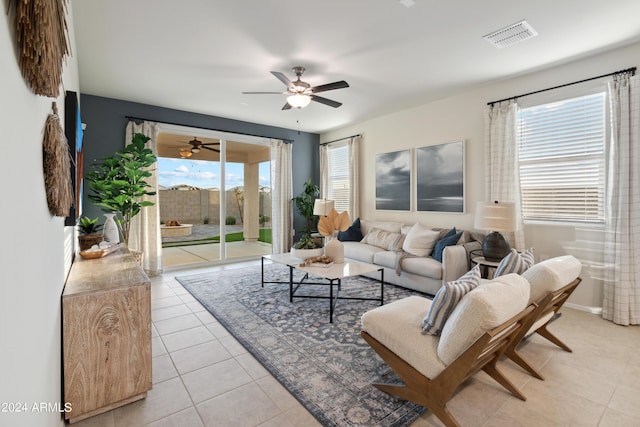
482;231;511;262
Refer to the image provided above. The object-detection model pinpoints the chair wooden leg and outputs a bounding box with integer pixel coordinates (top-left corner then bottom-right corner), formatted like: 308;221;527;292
505;348;545;380
428;404;462;427
537;325;572;352
482;362;527;401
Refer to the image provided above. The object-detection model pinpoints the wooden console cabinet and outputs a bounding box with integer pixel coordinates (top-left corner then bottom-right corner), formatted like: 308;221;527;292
62;246;152;423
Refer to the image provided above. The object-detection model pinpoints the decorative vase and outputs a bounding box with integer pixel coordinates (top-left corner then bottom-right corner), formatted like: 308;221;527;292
324;237;344;263
103;213;120;244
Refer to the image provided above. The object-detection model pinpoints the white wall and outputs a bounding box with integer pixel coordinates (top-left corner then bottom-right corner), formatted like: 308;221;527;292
321;41;640;310
0;4;79;426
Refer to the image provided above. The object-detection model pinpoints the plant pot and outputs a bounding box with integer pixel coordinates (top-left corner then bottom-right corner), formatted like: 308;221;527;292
291;247;324;259
78;234;104;251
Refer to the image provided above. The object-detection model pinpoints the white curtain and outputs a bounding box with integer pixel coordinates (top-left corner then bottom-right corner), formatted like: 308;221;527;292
270;139;292;253
603;73;640;325
484;101;525;250
319;144;329;199
347;135;361;220
126;121;162;276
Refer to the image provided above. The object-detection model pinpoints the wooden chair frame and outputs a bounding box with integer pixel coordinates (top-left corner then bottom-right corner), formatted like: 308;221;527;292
504;277;582;380
361;305;535;427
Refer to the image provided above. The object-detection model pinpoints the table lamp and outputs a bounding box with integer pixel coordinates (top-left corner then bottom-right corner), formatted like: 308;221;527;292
313;199;334;217
474;201;516;261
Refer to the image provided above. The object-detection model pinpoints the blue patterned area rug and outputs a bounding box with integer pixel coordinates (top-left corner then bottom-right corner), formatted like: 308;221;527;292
176;263;427;427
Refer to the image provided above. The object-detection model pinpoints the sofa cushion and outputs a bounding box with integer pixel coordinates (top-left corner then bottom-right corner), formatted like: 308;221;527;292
361;227;405;251
494;248;535;277
521;255;582;304
422;265;481;335
432;229;463;263
402;223;441;257
437;273;530;365
361;295;446;379
342;241;385;264
338;218;363;242
399;256;443;279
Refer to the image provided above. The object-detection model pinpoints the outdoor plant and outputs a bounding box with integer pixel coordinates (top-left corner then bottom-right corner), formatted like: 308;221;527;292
86;133;157;245
77;216;103;235
292;179;321;249
226;216;236;225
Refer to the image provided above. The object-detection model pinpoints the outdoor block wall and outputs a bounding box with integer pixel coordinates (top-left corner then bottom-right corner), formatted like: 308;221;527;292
159;189;272;225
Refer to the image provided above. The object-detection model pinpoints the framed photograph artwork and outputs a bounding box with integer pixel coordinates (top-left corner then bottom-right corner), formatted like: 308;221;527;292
416;140;465;213
64;91;84;226
375;149;411;211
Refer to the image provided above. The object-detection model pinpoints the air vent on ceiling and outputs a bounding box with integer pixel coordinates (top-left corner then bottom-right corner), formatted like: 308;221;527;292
483;20;538;48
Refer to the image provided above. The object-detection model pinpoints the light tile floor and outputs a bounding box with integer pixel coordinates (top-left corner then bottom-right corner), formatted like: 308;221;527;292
73;261;640;427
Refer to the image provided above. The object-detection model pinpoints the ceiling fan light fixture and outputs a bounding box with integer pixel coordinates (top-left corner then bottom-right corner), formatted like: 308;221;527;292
287;93;311;109
191;147;201;153
179;148;193;158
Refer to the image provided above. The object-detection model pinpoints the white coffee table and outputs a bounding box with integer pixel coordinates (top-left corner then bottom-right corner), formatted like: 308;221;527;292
262;253;385;323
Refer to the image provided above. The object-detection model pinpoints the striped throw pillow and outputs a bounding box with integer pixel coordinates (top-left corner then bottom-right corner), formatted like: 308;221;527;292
494;248;535;277
421;265;481;336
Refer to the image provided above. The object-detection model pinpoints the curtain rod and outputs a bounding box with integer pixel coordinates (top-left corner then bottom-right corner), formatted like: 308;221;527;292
487;67;637;106
320;133;362;145
125;115;294;143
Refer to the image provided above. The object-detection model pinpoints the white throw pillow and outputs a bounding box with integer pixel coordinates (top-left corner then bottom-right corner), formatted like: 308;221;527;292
361;227;405;251
402;223;440;257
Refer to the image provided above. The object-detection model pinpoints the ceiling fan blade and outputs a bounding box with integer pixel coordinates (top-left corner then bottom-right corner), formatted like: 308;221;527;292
242;91;285;94
202;146;220;153
311;95;342;108
271;71;294;89
310;80;349;94
202;142;220;146
282;103;292;110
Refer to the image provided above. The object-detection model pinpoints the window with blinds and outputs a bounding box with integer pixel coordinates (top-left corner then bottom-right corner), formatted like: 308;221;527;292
327;144;350;214
516;92;606;223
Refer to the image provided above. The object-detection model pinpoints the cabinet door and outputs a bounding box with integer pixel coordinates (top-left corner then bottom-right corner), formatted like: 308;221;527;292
63;284;151;419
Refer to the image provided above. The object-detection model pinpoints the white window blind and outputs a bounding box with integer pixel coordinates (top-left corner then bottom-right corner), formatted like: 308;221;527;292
517;92;606;223
327;144;350;214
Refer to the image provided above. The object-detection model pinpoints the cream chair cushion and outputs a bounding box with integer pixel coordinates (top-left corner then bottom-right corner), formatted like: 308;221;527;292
361;296;446;379
521;255;582;304
437;273;530;364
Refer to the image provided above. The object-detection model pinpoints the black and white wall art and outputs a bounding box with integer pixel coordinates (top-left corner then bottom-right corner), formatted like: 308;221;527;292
375;149;411;211
416;140;465;213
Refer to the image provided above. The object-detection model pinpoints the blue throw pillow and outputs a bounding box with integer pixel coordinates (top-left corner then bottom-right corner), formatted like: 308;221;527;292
338;218;363;242
432;229;462;263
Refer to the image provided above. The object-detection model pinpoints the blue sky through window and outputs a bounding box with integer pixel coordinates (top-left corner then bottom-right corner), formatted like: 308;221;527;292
158;157;271;190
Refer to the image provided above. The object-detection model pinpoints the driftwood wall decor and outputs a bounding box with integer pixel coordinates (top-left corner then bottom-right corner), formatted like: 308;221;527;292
11;0;70;97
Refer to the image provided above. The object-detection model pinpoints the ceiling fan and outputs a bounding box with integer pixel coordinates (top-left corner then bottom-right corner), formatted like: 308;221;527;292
242;66;349;110
178;137;220;158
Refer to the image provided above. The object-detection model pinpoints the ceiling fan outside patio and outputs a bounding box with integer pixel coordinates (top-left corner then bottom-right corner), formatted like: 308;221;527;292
178;137;220;158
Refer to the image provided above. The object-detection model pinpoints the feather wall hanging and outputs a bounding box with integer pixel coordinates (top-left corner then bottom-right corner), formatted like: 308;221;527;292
10;0;70;97
43;102;73;216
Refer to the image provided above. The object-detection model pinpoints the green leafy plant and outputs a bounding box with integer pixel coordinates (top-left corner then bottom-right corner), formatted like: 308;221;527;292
86;133;157;245
293;178;320;241
203;216;210;224
77;216;103;235
226;216;236;225
293;234;322;250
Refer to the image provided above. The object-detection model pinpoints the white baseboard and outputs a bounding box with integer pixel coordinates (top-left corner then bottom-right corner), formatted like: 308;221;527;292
564;302;602;315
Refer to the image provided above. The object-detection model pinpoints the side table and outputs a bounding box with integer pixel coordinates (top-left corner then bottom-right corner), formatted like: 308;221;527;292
470;250;501;279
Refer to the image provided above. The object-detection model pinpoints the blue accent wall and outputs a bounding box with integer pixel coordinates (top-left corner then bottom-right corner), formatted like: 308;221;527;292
80;94;319;239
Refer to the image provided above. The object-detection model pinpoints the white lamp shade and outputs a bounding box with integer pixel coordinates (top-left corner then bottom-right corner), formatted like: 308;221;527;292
313;199;334;216
287;94;311;109
474;201;517;232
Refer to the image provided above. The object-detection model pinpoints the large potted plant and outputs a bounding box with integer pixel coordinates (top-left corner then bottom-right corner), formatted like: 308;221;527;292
291;179;323;257
86;133;157;247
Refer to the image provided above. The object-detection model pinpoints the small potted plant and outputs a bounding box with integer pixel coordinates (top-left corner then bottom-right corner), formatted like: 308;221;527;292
77;216;104;251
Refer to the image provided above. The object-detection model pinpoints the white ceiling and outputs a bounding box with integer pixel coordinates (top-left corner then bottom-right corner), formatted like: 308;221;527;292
71;0;640;134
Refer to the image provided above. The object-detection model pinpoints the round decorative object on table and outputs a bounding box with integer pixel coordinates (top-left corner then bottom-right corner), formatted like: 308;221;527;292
291;247;324;259
103;213;120;243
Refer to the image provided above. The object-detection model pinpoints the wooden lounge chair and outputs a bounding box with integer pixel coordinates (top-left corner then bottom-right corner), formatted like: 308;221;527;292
505;255;582;380
361;273;534;427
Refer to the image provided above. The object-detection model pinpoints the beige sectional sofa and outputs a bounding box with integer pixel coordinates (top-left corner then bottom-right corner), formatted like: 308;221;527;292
342;219;482;295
